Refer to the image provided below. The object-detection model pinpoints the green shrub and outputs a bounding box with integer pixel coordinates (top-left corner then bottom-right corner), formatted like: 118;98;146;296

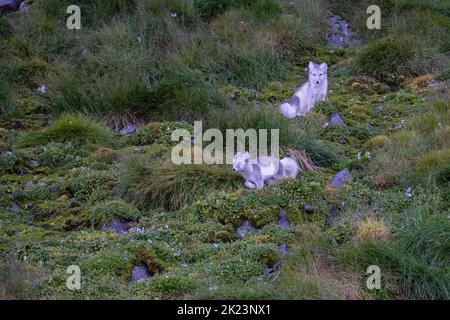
36;143;87;168
119;157;242;210
17;114;113;148
88;200;141;226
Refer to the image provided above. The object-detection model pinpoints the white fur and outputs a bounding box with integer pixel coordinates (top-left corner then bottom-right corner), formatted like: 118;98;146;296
232;152;299;189
279;61;328;119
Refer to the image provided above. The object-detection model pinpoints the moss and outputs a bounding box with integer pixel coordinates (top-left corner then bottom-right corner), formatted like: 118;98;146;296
17;114;113;148
88;200;141;226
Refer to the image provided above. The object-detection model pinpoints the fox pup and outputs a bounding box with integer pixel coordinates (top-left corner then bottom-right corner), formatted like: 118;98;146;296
280;62;328;119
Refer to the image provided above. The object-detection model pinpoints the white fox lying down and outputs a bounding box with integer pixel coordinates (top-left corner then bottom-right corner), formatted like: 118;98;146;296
232;152;299;189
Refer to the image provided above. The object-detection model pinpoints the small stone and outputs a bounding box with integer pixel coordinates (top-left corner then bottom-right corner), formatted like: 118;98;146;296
304;204;315;214
11;201;20;212
236;220;259;238
37;85;47;94
30;160;40;168
279;243;287;255
129;265;152;285
101;219;131;234
405;187;413;198
331;168;352;188
330;206;340;219
277;208;290;229
119;123;137;135
329;112;345;127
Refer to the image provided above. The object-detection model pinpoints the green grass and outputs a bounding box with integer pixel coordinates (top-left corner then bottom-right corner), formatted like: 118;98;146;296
17;114;113;148
119;157;243;210
207;106;338;167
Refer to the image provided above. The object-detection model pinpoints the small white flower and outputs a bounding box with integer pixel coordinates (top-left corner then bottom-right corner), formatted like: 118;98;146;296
357;152;362;160
365;151;372;159
323;122;329;128
405;187;413;198
170;12;177;18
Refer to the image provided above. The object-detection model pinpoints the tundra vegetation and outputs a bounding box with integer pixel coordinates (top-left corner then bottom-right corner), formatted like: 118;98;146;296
0;0;449;299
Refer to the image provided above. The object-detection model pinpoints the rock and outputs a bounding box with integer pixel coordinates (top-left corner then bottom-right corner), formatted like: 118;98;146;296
304;204;316;214
236;220;259;238
330;168;352;188
11;201;20;212
19;1;28;11
330;206;340;219
330;112;345;127
277;208;290;229
119;123;137;135
37;85;47;94
101;219;131;234
30;160;40;168
279;243;287;255
0;0;21;14
405;187;413;198
129;265;152;285
327;14;360;48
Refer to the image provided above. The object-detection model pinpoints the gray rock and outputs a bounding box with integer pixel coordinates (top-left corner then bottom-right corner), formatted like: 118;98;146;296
277;208;290;229
11;201;20;212
119;123;137;135
30;160;40;168
0;0;20;14
236;220;259;238
129;265;152;285
101;219;131;234
328;14;360;48
279;243;287;255
331;168;352;188
330;206;340;219
304;204;316;214
330;112;345;127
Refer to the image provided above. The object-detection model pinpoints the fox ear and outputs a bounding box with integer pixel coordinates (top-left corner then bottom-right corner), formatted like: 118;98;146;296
320;63;328;71
309;61;314;70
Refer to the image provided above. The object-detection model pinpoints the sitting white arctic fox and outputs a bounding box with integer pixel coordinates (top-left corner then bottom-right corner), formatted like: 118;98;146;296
232;152;299;189
279;61;328;119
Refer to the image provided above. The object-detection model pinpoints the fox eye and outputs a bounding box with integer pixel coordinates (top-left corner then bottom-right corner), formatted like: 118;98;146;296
320;74;323;76
313;74;316;76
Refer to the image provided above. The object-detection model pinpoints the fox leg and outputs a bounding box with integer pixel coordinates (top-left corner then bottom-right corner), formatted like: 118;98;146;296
245;181;257;189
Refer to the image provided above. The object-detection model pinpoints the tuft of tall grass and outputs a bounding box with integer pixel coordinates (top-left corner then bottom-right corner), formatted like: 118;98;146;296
17;114;113;148
0;74;16;116
207;106;338;167
337;238;449;299
119;157;242;211
352;37;439;85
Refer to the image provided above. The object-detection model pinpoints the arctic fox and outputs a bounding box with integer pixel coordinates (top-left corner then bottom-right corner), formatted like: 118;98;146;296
279;61;328;119
232;152;299;189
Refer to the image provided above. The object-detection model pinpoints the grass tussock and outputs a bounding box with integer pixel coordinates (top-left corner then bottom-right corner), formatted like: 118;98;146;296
119;157;242;211
17;114;113;148
207;106;338;167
